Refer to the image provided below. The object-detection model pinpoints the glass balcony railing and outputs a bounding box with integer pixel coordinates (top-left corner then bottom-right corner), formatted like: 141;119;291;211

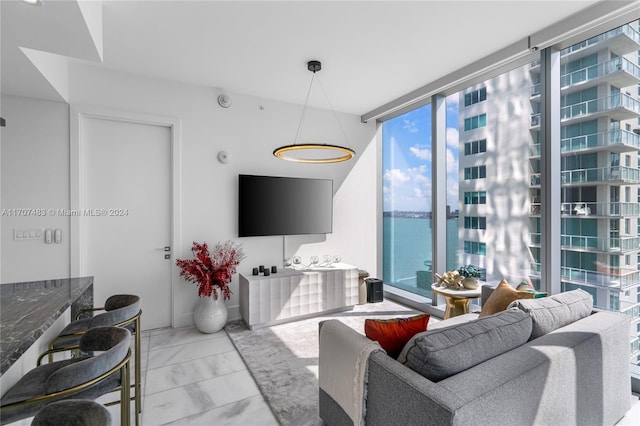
530;202;640;217
529;144;541;157
561;166;640;184
530;129;640;157
530;173;541;186
629;337;640;358
530;262;542;276
560;265;640;290
531;58;640;98
561;23;640;56
560;93;640;121
563;202;640;217
561;57;640;88
561;234;640;252
531;83;541;97
561;129;640;153
530;233;542;246
621;301;640;321
530;232;640;253
530;113;541;128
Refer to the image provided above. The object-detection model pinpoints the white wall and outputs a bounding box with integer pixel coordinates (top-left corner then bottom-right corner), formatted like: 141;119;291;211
1;64;378;328
1;96;71;282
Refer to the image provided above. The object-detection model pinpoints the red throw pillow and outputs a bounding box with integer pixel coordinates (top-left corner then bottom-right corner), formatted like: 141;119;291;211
365;314;430;359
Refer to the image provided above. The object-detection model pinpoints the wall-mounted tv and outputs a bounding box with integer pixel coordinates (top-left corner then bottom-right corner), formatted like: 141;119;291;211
238;174;333;237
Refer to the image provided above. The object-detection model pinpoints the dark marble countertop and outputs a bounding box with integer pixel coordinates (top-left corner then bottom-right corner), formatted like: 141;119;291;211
0;277;93;376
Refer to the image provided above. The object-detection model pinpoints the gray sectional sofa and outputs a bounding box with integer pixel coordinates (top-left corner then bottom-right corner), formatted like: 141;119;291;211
319;289;631;426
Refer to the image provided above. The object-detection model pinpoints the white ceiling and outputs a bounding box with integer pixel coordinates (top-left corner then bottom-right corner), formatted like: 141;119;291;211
1;0;601;116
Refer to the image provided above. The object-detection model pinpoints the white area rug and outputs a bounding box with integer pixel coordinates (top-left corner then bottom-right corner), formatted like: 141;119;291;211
224;300;421;426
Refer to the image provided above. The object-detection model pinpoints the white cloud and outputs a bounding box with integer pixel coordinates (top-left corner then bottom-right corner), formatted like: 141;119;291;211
413;170;432;200
383;165;434;211
446;127;459;148
407;165;427;176
447;175;459;209
414;173;430;185
384;168;410;187
409;145;431;160
446;93;459;110
446;148;458;174
402;119;418;133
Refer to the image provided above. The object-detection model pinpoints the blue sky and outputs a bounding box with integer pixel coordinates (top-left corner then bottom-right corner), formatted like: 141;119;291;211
382;94;460;212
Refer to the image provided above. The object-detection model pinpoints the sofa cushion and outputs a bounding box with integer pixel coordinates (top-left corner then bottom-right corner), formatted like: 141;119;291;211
479;279;535;317
401;309;532;382
397;313;478;363
508;289;593;339
365;314;430;359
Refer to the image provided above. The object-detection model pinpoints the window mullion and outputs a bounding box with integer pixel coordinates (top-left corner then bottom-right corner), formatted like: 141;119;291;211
432;94;447;306
540;47;562;295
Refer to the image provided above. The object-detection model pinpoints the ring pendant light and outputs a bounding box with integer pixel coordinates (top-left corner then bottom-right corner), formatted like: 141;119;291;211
273;60;355;164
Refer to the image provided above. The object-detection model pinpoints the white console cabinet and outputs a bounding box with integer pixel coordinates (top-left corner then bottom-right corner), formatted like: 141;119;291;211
239;263;358;329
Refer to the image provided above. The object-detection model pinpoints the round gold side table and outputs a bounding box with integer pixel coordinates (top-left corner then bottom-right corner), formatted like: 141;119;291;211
431;283;482;319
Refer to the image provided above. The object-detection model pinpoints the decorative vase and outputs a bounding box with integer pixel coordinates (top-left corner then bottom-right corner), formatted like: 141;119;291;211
193;296;228;334
462;277;479;290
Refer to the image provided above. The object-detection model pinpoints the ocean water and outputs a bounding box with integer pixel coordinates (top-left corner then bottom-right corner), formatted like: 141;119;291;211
382;217;460;297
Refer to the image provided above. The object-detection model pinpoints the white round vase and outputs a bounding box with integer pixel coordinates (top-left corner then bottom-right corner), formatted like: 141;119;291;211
194;296;228;334
462;277;479;290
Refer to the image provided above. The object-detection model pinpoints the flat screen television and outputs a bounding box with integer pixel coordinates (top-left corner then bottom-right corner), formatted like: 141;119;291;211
238;174;333;237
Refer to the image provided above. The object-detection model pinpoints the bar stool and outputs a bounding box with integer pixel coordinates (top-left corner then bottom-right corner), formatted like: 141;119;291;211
48;294;142;421
0;327;131;426
31;400;111;426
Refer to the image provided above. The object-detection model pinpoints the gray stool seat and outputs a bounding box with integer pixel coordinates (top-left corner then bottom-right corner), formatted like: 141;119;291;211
31;400;111;426
0;327;131;426
51;295;141;349
48;294;142;424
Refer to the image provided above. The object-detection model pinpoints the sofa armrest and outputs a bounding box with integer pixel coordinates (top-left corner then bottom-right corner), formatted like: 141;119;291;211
365;351;465;426
481;284;495;305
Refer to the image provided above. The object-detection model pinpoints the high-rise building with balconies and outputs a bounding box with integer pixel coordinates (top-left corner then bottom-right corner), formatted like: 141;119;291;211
458;21;640;361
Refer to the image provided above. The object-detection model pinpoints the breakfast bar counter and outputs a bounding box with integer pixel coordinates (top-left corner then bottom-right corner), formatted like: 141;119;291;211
0;276;93;377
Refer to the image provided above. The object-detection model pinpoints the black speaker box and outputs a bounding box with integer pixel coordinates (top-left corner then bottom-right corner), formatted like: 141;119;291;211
366;278;383;303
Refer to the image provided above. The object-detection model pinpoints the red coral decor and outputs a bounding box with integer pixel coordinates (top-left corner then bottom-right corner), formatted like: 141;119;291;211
176;241;246;300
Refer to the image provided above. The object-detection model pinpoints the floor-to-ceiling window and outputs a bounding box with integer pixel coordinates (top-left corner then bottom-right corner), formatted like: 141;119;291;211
380;16;640;365
448;62;537;286
382;104;433;298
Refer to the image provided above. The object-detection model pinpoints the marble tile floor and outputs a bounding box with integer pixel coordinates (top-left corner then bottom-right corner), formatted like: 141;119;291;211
122;326;278;426
7;324;640;425
9;326;278;426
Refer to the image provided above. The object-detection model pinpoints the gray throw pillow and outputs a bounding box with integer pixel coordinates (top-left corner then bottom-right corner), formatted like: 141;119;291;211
508;288;593;340
402;309;532;382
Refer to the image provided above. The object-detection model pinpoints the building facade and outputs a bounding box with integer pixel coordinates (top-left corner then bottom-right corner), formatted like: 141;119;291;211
458;21;640;361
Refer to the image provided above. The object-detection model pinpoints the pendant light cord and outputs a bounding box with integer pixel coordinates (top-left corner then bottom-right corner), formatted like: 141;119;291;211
294;73;316;144
315;75;352;148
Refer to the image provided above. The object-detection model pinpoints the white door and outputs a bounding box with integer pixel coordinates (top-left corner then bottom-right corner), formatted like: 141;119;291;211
82;117;172;330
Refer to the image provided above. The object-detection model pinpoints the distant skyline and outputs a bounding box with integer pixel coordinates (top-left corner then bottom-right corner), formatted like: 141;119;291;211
382;94;459;212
